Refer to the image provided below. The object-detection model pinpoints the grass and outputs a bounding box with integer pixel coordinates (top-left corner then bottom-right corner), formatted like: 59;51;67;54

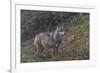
21;15;89;63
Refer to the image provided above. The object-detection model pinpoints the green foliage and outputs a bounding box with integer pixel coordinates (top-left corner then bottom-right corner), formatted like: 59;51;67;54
21;10;89;63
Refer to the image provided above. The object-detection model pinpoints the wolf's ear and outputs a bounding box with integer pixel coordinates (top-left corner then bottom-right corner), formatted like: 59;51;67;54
60;24;64;30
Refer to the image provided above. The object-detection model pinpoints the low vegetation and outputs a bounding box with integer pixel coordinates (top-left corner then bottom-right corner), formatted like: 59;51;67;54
21;10;89;63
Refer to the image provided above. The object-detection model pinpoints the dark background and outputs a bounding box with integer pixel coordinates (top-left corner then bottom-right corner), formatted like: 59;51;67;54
21;10;89;63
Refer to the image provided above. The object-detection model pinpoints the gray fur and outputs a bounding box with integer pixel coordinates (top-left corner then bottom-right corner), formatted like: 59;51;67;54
34;25;64;58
